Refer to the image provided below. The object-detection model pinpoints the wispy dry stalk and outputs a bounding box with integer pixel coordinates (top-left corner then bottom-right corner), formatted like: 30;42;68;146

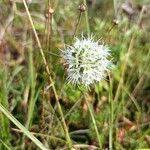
22;0;72;149
114;6;146;102
72;11;82;41
114;35;135;102
72;3;86;41
132;49;150;97
45;2;54;52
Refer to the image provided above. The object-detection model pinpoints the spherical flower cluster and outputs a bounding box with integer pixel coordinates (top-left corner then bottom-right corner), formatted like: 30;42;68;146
62;36;112;87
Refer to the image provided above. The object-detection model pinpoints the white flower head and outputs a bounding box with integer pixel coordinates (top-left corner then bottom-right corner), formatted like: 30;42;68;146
62;35;112;87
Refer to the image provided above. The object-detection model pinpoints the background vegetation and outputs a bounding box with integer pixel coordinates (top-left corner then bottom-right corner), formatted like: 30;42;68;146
0;0;150;149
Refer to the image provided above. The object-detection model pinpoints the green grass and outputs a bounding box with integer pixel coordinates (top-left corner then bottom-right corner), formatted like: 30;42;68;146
0;68;11;150
0;0;149;149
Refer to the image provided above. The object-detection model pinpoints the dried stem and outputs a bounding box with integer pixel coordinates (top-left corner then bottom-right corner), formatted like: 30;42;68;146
22;0;72;149
72;11;82;42
114;6;145;102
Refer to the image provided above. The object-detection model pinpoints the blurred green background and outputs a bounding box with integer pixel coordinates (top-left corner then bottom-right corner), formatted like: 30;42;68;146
0;0;150;149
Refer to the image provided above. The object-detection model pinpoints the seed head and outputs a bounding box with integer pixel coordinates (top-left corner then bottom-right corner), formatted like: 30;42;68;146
62;36;112;87
79;3;86;12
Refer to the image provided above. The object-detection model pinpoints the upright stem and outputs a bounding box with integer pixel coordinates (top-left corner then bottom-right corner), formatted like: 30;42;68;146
22;0;72;149
85;94;102;149
47;4;53;52
114;6;146;102
25;48;35;129
0;67;11;149
114;35;134;102
72;11;82;42
108;73;113;150
49;13;53;52
21;47;36;149
83;0;90;37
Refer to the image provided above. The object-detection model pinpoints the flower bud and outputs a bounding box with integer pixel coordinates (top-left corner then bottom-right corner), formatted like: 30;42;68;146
79;3;86;12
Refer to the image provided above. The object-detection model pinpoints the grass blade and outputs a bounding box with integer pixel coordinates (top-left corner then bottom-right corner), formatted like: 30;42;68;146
0;103;48;150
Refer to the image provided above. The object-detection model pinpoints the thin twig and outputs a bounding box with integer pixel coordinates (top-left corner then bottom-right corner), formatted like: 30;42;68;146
73;144;99;149
108;73;113;150
72;11;82;42
11;128;66;144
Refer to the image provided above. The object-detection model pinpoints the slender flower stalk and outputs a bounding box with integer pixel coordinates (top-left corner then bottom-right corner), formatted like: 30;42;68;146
108;73;113;150
72;11;82;42
72;3;86;41
85;95;102;149
83;0;90;37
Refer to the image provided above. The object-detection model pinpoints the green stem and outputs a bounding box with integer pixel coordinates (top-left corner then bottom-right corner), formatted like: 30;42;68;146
85;95;102;149
0;103;48;150
108;73;113;150
83;0;90;37
26;48;36;129
0;138;11;150
0;68;11;150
